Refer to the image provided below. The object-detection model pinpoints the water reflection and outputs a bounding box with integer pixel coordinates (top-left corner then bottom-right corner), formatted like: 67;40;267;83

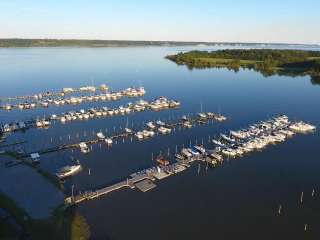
1;45;320;239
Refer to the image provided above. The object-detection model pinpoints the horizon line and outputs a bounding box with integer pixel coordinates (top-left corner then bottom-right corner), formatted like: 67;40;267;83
0;38;319;46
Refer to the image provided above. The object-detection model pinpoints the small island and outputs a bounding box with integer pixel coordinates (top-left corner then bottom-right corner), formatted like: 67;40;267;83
166;49;320;81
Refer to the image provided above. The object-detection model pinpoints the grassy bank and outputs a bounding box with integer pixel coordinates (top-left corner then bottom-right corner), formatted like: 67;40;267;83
0;192;28;239
27;206;91;240
1;152;90;239
4;151;63;189
0;193;90;240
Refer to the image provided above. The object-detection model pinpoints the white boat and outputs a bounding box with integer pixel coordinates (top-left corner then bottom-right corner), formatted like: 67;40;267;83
56;164;82;179
42;120;50;127
174;154;185;161
190;147;200;156
158;126;171;134
212;139;225;147
181;115;188;121
220;134;236;143
207;112;215;118
215;115;227;121
119;106;126;114
210;153;223;162
135;132;144;140
107;109;114;115
156;120;166;126
125;128;132;133
146;122;156;129
279;129;295;137
183;121;192;128
230;130;248;139
105;138;113;145
142;130;154;138
169;100;181;108
100;84;108;91
194;145;206;154
222;148;237;157
198;113;207;119
289;122;316;132
60;117;66;123
79;142;90;154
125;107;131;113
181;148;192;158
147;130;155;137
4;105;12;111
36;121;43;128
97;132;105;139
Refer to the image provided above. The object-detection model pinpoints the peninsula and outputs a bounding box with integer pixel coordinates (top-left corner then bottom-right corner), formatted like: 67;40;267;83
166;49;320;79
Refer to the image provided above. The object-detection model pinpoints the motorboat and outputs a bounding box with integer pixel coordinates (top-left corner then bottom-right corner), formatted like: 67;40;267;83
105;138;113;145
198;113;207;119
97;132;105;140
193;145;206;154
56;164;82;179
158;126;171;134
125;128;132;133
181;148;192;158
146;122;156;129
79;142;90;154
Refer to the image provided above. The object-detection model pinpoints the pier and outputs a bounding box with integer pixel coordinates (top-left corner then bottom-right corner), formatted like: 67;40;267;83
0;84;109;102
64;115;316;207
66;153;212;206
18;112;226;158
0;96;180;135
0;86;145;111
66;172;155;204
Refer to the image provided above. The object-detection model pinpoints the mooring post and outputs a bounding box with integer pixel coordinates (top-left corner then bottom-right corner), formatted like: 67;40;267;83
278;204;282;215
300;191;304;204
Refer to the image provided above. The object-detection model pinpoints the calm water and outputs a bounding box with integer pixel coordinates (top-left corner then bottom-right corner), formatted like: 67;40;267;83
0;46;320;239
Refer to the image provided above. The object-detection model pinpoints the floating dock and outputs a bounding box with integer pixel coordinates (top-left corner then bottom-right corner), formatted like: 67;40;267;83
0;96;180;134
18;112;226;158
0;86;145;111
0;84;109;102
134;179;157;192
66;172;154;204
65;115;316;207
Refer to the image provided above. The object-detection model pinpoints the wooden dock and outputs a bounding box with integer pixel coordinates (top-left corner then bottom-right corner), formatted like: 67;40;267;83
65;154;217;206
66;172;154;205
20;114;225;158
0;84;110;102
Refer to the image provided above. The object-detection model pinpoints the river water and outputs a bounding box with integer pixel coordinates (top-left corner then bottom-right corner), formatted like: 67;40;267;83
0;45;319;239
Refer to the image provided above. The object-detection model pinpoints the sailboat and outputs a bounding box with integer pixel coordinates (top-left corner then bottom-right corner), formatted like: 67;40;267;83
197;102;207;119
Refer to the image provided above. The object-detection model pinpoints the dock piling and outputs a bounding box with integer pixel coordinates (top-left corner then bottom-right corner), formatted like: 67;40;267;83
300;191;304;204
278;204;282;215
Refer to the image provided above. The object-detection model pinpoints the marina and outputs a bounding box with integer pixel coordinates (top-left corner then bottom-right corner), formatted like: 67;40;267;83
65;115;316;206
14;111;226;157
0;86;146;111
0;84;109;102
1;44;320;239
0;96;181;135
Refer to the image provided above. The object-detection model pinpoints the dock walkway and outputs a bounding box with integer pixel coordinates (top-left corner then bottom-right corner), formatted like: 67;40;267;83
67;172;154;204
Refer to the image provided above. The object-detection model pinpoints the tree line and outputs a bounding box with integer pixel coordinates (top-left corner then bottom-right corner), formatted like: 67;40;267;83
166;49;320;77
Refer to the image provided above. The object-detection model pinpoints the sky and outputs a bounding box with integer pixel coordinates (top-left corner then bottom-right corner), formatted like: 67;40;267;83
0;0;319;44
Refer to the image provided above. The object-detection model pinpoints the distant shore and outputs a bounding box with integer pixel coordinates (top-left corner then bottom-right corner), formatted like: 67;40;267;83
0;38;319;48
